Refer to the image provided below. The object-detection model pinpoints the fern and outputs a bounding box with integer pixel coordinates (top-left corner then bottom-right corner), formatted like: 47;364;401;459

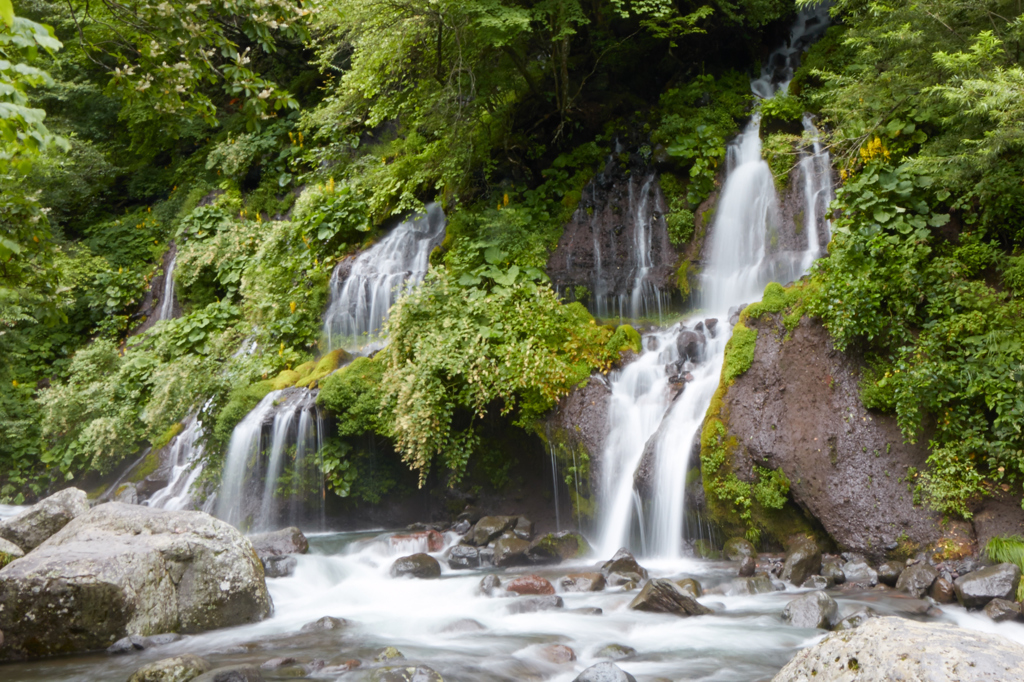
985;536;1024;601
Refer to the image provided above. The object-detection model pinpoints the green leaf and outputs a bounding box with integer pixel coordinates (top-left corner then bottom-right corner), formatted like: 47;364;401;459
0;0;13;27
873;208;893;223
484;246;505;265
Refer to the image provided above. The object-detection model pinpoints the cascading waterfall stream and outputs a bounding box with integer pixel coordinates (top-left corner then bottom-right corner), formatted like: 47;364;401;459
157;251;178;321
145;415;204;511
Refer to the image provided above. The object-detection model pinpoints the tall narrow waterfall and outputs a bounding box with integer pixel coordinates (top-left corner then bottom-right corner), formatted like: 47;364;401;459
145;415;203;511
157;250;178;322
594;5;833;558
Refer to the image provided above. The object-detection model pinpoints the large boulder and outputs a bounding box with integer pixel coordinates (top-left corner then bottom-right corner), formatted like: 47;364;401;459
527;531;590;564
894;562;937;598
771;616;1024;682
984;598;1022;623
506;574;555;596
573;662;637;682
247;527;308;557
723;537;756;561
0;487;89;551
781;537;821;587
602;548;648;583
390;553;441;579
470;516;517;546
492;536;530;567
445;544;480;569
0;503;271;661
128;654;212;682
782;591;839;630
628;579;712;616
841;558;878;586
954;563;1022;609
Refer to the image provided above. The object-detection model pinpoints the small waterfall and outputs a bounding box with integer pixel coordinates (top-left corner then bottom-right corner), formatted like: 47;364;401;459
216;391;282;528
799;113;834;270
322;203;446;351
627;175;667;321
157;251;177;321
145;415;204;511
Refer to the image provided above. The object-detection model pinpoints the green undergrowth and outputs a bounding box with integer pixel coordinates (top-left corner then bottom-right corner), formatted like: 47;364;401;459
985;536;1024;601
607;324;642;354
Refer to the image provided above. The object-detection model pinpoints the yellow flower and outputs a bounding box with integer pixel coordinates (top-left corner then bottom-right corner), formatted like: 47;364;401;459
289;301;296;313
12;380;18;388
503;193;509;206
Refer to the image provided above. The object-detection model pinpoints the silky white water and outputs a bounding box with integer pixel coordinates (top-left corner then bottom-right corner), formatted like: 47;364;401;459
156;251;178;321
145;414;204;511
216;390;283;527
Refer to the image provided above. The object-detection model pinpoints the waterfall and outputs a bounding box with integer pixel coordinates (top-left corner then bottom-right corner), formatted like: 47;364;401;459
216;391;282;528
594;5;834;558
157;251;177;321
322;203;446;351
145;415;204;511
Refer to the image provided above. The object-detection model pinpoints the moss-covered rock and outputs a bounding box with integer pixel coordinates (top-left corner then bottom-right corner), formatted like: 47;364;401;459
296;348;351;389
607;324;642;354
271;369;301;390
212;379;276;447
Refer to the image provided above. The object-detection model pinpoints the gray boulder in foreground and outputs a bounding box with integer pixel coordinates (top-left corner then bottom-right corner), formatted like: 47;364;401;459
0;487;89;551
0;502;271;661
574;662;637;682
771;616;1024;681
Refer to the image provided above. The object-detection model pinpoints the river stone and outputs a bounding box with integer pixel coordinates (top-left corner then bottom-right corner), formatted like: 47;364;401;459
479;574;502;595
573;662;638;682
372;666;443;682
247;526;308;557
375;647;404;662
821;560;845;585
894;562;937;598
561;572;606;592
192;665;264;682
261;555;297;578
0;487;89;552
300;615;348;631
568;606;604;615
676;578;702;597
930;576;955;603
954;563;1022;608
718;573;776;596
390;553;441;579
0;536;25;569
390;530;444;553
513;516;535;540
877;561;904;587
723;537;757;561
676;330;705;362
445;544;480;569
602;548;648;579
834;607;875;631
128;654;212;682
543;644;577;663
782;590;839;630
527;531;590;564
442;618;486;633
0;503;270;662
770;616;1024;682
781;537;821;586
841;558;878;586
595;644;637;660
260;657;297;669
801;575;832;590
506;574;555;595
507;595;564;614
629;579;713;616
108;633;184;653
471;516;516;546
492;536;531;567
739;555;756;577
984;598;1022;622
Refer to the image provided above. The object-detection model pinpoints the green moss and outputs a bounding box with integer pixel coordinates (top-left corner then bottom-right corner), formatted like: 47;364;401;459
87;483;109;500
271;369;301;390
722;322;757;386
676;260;691;299
296;348;352;389
607;324;642;354
741;280;817;336
293;360;317;381
0;550;19;569
213;378;277;447
128;450;160;483
762;133;800;191
317;355;386;436
151;422;183;452
536;425;594;522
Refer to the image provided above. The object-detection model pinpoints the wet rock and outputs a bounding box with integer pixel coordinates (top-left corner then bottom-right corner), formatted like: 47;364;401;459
841;558;878;586
955;563;1022;609
705;318;719;338
930;576;955;603
513;516;535;541
569;607;604;615
260;657;296;670
675;578;702;597
877;560;904;587
676;330;705;362
375;647;404;662
304;660;326;673
0;487;89;552
320;660;361;674
0;536;24;569
261;555;297;578
718;573;776;596
507;595;564;614
451;520;471;535
801;575;831;590
629;579;713;616
601;548;648;580
478;547;494;566
390;530;444;553
723;537;756;561
127;654;212;682
984;598;1022;622
739;556;756;577
492;536;531;567
782;590;839;630
479;574;502;595
192;665;264;682
0;503;270;662
542;644;577;663
506;574;555;595
107;633;184;654
781;537;821;586
300;616;348;632
561;572;606;592
115;483;139;505
445;544;480;570
770;616;1024;682
442;618;486;633
527;531;590;564
470;516;517;546
457;506;483;524
834;607;875;631
895;562;938;598
372;666;443;682
247;526;308;557
573;662;638;682
595;644;637;660
728;305;747;327
821;560;845;585
390;553;441;579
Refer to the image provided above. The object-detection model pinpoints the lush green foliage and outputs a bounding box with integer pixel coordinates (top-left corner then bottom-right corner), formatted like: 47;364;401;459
985;536;1024;601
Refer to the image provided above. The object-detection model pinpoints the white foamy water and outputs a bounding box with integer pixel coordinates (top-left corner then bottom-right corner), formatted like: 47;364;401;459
145;414;204;511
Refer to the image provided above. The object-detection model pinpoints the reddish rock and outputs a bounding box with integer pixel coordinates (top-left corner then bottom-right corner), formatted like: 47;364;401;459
506;574;555;596
542;644;577;664
390;530;444;553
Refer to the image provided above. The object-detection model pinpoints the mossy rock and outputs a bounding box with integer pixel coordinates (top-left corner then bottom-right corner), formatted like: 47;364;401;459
271;369;301;390
293;360;317;381
128;451;161;483
151;422;183;451
607;324;642;354
296;349;352;389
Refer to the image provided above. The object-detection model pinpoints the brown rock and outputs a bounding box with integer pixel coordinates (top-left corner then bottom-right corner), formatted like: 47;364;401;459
390;530;444;553
561;572;606;592
506;575;555;596
628;579;712;616
542;644;577;664
930;576;955;603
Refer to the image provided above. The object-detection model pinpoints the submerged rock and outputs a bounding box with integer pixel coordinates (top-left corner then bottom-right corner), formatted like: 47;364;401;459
954;563;1022;608
800;575;831;590
262;555;297;578
299;616;348;632
372;666;443;682
442;618;486;633
782;591;839;630
127;654;211;682
894;562;937;598
527;531;590;564
781;537;821;586
628;579;712;616
573;662;638;682
506;574;555;595
507;595;564;614
247;526;308;557
260;657;297;670
718;573;775;596
479;574;502;595
542;644;576;663
561;572;606;592
390;553;441;579
771;616;1024;682
107;633;184;654
0;487;89;552
192;665;264;682
0;503;271;662
602;548;648;580
445;544;480;569
595;644;637;660
470;516;517;546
